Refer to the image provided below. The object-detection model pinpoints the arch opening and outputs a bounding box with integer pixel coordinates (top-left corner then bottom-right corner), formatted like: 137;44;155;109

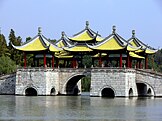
50;87;56;95
101;88;115;97
129;88;133;97
25;87;37;96
136;83;147;97
66;75;85;96
147;88;152;96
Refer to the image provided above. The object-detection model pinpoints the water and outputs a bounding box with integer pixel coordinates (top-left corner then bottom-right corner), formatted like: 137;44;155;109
0;94;162;121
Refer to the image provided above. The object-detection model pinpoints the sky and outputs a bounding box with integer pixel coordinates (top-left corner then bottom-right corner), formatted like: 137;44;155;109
0;0;162;49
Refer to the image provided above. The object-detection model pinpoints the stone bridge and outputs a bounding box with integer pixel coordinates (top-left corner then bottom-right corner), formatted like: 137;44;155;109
1;68;162;97
15;68;91;96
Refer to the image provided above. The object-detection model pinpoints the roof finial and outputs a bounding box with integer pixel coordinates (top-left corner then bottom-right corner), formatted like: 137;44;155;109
132;30;135;37
86;21;89;29
62;31;65;37
112;25;116;34
38;27;41;35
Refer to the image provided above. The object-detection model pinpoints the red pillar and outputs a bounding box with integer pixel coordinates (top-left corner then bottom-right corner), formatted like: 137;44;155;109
139;60;142;69
130;57;132;68
127;53;130;68
72;58;75;68
99;53;102;67
151;55;154;70
52;54;54;68
119;53;122;68
24;52;27;68
145;54;148;69
44;53;46;68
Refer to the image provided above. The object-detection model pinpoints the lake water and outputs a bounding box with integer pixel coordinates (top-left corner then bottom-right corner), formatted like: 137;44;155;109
0;94;162;121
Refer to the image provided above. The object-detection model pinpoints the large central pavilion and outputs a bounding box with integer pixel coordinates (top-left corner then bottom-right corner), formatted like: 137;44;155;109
12;21;157;69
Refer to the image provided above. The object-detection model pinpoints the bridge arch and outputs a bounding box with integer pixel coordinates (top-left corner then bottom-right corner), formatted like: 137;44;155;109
50;87;56;95
136;81;155;97
63;74;86;95
23;86;38;96
129;88;133;97
99;85;116;97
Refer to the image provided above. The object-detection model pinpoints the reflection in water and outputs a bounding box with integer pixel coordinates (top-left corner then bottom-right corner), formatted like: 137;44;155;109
0;95;161;121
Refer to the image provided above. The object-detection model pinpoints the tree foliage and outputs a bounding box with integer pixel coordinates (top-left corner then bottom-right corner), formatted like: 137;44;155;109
8;29;23;65
0;55;16;75
81;77;91;92
0;34;9;57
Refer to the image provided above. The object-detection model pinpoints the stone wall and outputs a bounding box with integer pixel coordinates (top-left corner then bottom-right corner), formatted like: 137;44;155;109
136;69;162;96
90;68;138;97
0;73;16;94
1;68;162;97
15;68;86;95
16;68;60;95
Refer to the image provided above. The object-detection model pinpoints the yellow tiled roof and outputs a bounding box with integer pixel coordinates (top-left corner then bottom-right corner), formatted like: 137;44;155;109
127;45;141;51
96;36;104;42
64;45;93;52
12;36;48;51
92;53;107;57
49;44;62;52
135;49;144;53
129;40;138;47
56;41;65;48
87;37;125;50
70;31;94;41
129;52;145;59
145;48;157;54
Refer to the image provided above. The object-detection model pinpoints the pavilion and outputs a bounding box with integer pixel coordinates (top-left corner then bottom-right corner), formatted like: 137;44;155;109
12;21;157;69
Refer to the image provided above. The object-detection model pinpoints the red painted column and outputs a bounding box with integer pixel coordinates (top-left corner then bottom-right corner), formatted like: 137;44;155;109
151;55;154;70
72;58;75;68
145;54;148;69
119;53;122;68
99;53;102;67
24;52;27;68
44;53;46;68
52;54;54;68
127;53;130;68
139;60;142;69
130;57;132;68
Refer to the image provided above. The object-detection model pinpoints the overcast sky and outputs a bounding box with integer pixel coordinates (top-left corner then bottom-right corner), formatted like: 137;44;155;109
0;0;162;49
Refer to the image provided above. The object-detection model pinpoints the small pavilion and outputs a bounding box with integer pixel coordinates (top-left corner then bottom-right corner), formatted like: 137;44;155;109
12;27;62;68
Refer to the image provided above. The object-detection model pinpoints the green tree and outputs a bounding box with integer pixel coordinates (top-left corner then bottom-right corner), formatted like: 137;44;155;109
8;29;23;65
0;34;9;57
0;55;16;75
26;37;31;42
49;39;56;44
82;55;92;68
81;77;91;92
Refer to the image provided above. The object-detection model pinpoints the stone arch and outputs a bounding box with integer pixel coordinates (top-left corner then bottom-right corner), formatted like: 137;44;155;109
24;86;38;96
63;74;86;95
99;85;116;97
129;88;133;97
136;81;155;97
50;87;56;95
147;88;153;96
